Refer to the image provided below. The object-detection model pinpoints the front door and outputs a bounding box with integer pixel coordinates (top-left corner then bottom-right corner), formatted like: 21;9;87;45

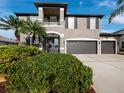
46;33;60;53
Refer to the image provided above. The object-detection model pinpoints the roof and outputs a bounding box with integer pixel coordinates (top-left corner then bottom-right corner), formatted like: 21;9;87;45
34;2;68;7
34;2;68;8
15;12;38;16
100;33;121;36
0;36;18;43
113;29;124;35
66;14;104;18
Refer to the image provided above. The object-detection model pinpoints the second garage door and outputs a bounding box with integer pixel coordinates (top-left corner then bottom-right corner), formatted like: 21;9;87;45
101;41;116;54
67;41;97;54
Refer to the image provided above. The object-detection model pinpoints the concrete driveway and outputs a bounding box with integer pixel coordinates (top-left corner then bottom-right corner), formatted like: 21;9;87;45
74;54;124;93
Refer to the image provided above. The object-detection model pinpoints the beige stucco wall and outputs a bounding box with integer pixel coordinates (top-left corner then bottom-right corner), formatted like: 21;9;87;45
18;6;101;53
18;16;28;21
45;17;100;53
18;15;100;53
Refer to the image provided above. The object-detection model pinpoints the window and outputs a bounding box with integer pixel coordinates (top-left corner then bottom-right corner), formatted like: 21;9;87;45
122;41;124;48
50;16;57;22
90;18;96;29
68;17;75;29
29;16;38;21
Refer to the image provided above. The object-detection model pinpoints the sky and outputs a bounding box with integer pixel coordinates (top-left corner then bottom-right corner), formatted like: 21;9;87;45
0;0;124;39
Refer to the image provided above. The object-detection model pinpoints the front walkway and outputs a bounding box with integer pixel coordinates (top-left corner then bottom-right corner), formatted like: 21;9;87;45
74;54;124;93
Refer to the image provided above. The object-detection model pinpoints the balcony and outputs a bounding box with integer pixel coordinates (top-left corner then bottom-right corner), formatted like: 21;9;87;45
42;21;65;27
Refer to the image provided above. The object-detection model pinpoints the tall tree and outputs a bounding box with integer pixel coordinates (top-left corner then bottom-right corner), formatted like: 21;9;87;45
109;0;124;23
24;20;47;49
0;15;26;42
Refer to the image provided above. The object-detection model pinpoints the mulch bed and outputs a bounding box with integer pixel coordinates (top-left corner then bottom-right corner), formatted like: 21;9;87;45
0;82;7;93
0;82;95;93
87;87;96;93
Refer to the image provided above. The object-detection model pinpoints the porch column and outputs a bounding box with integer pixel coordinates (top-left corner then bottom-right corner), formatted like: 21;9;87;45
38;7;44;22
60;8;64;25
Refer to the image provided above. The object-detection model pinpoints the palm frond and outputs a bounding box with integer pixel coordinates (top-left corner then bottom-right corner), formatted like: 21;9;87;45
109;5;124;23
117;0;124;5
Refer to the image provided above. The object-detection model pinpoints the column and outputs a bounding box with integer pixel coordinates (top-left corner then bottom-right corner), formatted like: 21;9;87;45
38;7;44;22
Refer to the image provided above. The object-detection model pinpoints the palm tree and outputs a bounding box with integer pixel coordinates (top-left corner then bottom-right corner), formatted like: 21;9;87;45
0;15;26;42
109;0;124;23
24;20;47;49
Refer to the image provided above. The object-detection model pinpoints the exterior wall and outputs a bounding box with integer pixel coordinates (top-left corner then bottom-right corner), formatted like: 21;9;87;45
114;30;124;50
45;17;100;53
18;14;100;52
20;34;28;44
18;7;101;53
18;16;28;21
38;7;44;22
119;35;124;47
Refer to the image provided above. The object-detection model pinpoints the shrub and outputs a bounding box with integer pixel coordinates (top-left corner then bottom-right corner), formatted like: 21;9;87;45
0;45;40;73
5;52;93;93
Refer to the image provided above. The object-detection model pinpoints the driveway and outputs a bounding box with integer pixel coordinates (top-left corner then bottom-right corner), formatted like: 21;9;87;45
74;54;124;93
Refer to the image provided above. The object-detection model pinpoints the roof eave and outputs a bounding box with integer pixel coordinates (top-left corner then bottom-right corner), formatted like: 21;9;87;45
14;12;38;16
66;14;104;18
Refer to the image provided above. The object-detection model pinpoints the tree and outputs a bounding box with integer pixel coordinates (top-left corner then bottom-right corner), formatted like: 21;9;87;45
24;20;47;49
0;15;26;42
109;0;124;23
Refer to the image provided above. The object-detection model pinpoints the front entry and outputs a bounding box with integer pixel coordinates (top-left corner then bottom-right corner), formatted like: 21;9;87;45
46;33;60;53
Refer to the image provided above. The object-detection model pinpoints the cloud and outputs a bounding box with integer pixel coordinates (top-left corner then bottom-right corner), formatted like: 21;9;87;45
112;14;124;24
97;0;116;8
79;1;83;5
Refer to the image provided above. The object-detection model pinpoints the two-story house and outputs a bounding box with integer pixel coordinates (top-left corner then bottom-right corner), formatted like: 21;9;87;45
15;2;117;54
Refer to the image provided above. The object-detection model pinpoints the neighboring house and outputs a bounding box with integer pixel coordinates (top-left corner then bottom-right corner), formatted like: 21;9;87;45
100;33;120;54
0;35;18;45
113;29;124;50
15;2;119;54
100;29;124;53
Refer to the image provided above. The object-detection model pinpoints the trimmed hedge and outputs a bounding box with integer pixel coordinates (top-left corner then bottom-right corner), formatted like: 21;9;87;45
0;45;93;93
0;45;40;73
5;53;93;93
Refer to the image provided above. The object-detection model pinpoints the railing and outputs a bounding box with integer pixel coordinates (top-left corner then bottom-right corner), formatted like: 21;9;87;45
42;22;65;27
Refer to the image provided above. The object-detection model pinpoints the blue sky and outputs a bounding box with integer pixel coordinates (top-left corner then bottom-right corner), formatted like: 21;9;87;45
0;0;124;39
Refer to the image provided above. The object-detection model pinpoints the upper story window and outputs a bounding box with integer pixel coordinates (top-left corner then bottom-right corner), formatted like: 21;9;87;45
50;16;58;22
87;17;99;29
90;18;96;29
68;17;75;29
66;17;77;29
29;16;38;21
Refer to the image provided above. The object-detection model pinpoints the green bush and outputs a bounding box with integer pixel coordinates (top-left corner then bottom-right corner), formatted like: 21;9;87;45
5;52;93;93
0;45;40;73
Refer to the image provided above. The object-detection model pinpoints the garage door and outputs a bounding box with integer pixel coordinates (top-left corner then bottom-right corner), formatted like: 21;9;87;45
101;41;116;54
67;41;97;54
